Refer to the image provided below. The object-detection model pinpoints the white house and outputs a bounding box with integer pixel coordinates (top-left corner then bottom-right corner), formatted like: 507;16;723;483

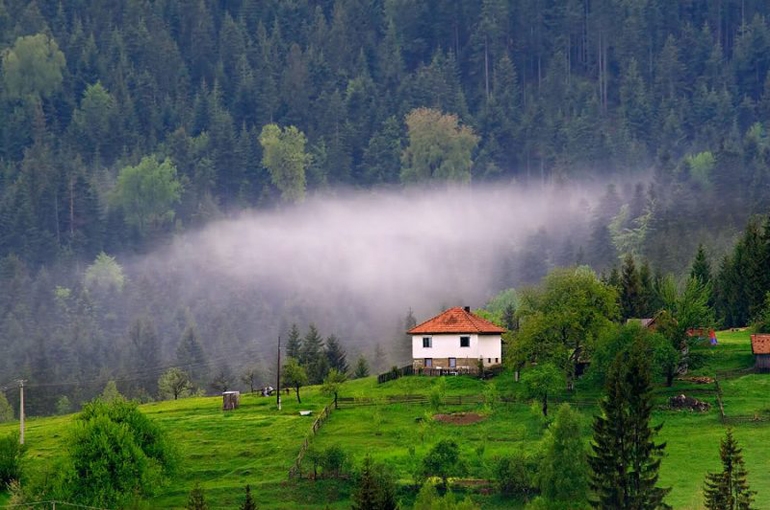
409;306;506;372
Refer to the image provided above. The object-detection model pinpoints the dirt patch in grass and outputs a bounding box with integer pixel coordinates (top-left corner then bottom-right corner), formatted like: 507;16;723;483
433;412;486;425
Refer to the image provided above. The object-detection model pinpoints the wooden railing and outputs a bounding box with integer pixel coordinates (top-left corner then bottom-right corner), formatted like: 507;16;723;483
288;401;335;480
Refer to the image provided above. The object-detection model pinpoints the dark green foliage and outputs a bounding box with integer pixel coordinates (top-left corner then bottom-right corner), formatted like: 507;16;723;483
492;452;539;499
421;439;465;490
703;429;755;510
285;324;302;360
186;482;208;510
352;455;398;510
240;484;257;510
325;335;348;374
354;355;370;379
620;253;642;320
282;357;308;403
589;339;670;509
300;324;327;384
0;432;26;486
177;325;209;388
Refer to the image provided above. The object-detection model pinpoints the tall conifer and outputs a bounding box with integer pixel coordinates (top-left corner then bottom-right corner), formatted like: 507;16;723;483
589;339;670;509
703;429;755;510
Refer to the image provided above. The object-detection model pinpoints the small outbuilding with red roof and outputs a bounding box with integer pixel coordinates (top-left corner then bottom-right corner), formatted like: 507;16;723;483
408;306;506;372
751;334;770;371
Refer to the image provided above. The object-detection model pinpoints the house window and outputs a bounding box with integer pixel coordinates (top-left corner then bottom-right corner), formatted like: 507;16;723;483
425;358;432;368
449;358;456;368
495;358;499;364
460;336;470;347
422;337;432;348
488;358;492;363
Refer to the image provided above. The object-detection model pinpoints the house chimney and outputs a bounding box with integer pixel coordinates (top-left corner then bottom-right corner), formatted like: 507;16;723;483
463;306;470;313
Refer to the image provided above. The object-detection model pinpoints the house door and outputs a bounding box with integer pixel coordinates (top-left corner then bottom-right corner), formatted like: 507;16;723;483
424;358;432;368
449;358;456;368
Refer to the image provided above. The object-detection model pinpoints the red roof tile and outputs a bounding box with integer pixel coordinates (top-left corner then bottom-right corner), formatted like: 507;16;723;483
408;307;507;335
751;334;770;355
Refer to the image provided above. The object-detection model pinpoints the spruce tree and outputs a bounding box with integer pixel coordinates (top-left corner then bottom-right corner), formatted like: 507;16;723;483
300;324;326;383
703;429;755;510
620;253;642;320
325;334;349;374
589;339;670;509
352;455;397;510
186;482;208;510
285;324;302;360
690;244;712;284
240;484;257;510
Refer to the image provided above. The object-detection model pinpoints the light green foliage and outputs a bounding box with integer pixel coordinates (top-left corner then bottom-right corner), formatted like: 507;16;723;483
101;380;122;402
609;203;653;257
521;362;565;417
686;151;715;188
532;404;590;510
58;399;176;508
413;482;480;509
71;82;116;155
158;368;193;400
0;432;25;486
321;368;347;408
84;252;125;294
482;381;498;412
282;357;308;403
0;392;13;422
111;156;182;236
514;267;618;387
400;107;480;185
259;124;309;202
55;396;72;415
2;33;65;100
421;439;465;489
429;377;447;412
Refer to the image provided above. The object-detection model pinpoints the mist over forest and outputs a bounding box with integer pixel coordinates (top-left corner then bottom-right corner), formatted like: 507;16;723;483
2;0;770;413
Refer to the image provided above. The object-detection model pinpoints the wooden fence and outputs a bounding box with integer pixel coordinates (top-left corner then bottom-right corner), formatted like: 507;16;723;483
377;365;414;384
288;401;335;480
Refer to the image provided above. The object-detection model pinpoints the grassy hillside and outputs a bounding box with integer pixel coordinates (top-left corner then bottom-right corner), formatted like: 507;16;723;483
2;329;770;509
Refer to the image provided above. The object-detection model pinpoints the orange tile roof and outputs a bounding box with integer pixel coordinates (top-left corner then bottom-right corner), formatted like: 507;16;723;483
408;307;507;335
751;334;770;355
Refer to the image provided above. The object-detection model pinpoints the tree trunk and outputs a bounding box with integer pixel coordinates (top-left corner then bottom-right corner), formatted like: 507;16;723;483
295;385;301;403
542;391;548;417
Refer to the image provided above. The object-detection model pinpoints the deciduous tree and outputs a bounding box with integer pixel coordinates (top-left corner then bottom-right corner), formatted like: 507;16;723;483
282;357;308;403
400;107;479;185
259;124;309;203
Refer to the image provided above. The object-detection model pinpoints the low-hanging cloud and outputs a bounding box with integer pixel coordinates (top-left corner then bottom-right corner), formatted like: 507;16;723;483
133;183;597;362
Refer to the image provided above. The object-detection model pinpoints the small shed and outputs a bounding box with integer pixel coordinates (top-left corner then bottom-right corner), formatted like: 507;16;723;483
222;391;240;411
750;334;770;371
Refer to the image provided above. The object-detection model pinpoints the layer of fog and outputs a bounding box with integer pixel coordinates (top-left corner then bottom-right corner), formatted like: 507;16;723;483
137;183;600;363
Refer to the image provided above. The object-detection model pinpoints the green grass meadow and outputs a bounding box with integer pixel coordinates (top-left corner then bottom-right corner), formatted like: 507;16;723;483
2;329;770;509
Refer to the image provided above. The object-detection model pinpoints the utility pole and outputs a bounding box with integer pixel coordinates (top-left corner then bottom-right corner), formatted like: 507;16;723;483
17;379;26;444
276;336;282;411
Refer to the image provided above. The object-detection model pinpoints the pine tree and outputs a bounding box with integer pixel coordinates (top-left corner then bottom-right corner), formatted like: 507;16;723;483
589;339;671;509
703;429;755;510
240;484;257;510
300;324;326;384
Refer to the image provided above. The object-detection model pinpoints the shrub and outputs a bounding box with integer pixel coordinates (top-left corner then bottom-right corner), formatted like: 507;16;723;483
319;444;347;479
0;432;26;487
493;452;539;498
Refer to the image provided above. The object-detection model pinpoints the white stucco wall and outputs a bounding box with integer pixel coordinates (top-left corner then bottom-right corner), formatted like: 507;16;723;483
412;333;502;366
